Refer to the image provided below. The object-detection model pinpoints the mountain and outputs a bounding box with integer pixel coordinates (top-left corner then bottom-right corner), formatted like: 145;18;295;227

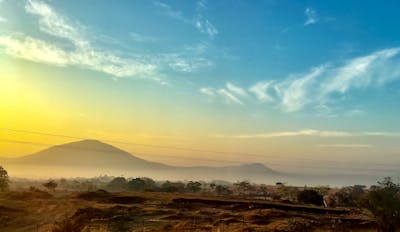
10;140;169;170
1;140;277;181
0;140;387;186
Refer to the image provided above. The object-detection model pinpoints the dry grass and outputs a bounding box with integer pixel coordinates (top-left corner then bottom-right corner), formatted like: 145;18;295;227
0;190;377;232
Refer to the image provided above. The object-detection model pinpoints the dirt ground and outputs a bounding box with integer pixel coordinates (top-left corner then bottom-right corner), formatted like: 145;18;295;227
0;189;376;232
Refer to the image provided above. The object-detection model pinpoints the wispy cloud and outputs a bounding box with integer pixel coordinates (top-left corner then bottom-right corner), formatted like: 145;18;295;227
226;82;247;97
167;55;212;73
199;87;216;97
0;0;157;80
0;0;7;23
249;81;275;102
199;82;247;105
154;0;218;38
317;144;373;148
25;0;87;47
304;7;318;26
0;0;214;82
195;0;218;38
130;33;158;42
153;1;190;23
276;66;326;112
215;129;400;139
346;109;365;117
363;132;400;137
202;47;400;112
221;129;352;139
0;35;69;65
278;47;400;112
195;20;218;38
217;89;243;105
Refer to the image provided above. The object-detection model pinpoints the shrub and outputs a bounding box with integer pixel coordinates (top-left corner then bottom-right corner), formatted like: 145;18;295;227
215;185;232;195
161;181;185;193
0;166;9;192
186;181;202;193
334;185;367;207
127;177;156;192
107;177;127;191
297;189;324;206
366;177;400;232
43;180;58;192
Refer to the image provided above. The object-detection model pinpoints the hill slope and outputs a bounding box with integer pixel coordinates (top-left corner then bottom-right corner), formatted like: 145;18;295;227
11;140;169;170
1;140;276;181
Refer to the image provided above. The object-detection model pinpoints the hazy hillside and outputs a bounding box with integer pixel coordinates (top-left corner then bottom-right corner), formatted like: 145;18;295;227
0;140;277;181
8;140;169;170
0;140;389;186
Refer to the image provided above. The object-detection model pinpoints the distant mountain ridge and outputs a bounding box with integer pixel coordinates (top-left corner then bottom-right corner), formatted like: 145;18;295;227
1;140;276;181
0;140;388;186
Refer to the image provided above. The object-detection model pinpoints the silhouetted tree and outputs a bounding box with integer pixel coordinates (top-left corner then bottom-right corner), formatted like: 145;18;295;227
234;181;253;195
161;181;185;193
127;178;146;191
209;183;216;190
186;181;202;193
366;177;400;232
43;180;58;192
297;189;324;206
259;184;269;199
107;177;127;191
215;185;232;195
0;166;9;192
126;177;156;192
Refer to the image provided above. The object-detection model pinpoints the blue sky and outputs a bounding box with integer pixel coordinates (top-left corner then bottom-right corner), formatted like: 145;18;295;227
1;0;400;171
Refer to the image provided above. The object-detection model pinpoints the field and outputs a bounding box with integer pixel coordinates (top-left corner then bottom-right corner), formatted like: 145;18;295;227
0;187;376;232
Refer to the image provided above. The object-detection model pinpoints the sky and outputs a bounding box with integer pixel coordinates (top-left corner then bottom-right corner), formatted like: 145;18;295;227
1;0;400;174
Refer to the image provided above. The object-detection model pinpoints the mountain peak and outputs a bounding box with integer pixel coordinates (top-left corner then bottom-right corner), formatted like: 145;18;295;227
226;162;277;174
61;139;107;147
54;139;121;152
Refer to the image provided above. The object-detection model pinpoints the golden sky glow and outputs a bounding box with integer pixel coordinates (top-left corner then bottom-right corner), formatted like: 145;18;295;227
1;0;400;176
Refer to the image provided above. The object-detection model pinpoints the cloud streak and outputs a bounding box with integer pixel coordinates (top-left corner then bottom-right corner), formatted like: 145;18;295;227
199;82;248;105
155;0;218;38
226;82;247;97
0;35;69;66
217;89;243;105
304;7;318;25
201;47;400;112
0;0;215;82
249;81;274;102
215;129;400;139
130;33;158;42
317;144;373;148
0;0;157;80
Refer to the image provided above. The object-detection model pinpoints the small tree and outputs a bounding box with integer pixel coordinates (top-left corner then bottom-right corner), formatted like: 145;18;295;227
0;166;9;192
186;181;202;193
215;185;232;195
234;181;253;196
366;177;400;232
43;180;58;192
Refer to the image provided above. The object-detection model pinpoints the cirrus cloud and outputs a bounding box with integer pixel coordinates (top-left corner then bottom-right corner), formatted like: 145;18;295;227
200;47;400;113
